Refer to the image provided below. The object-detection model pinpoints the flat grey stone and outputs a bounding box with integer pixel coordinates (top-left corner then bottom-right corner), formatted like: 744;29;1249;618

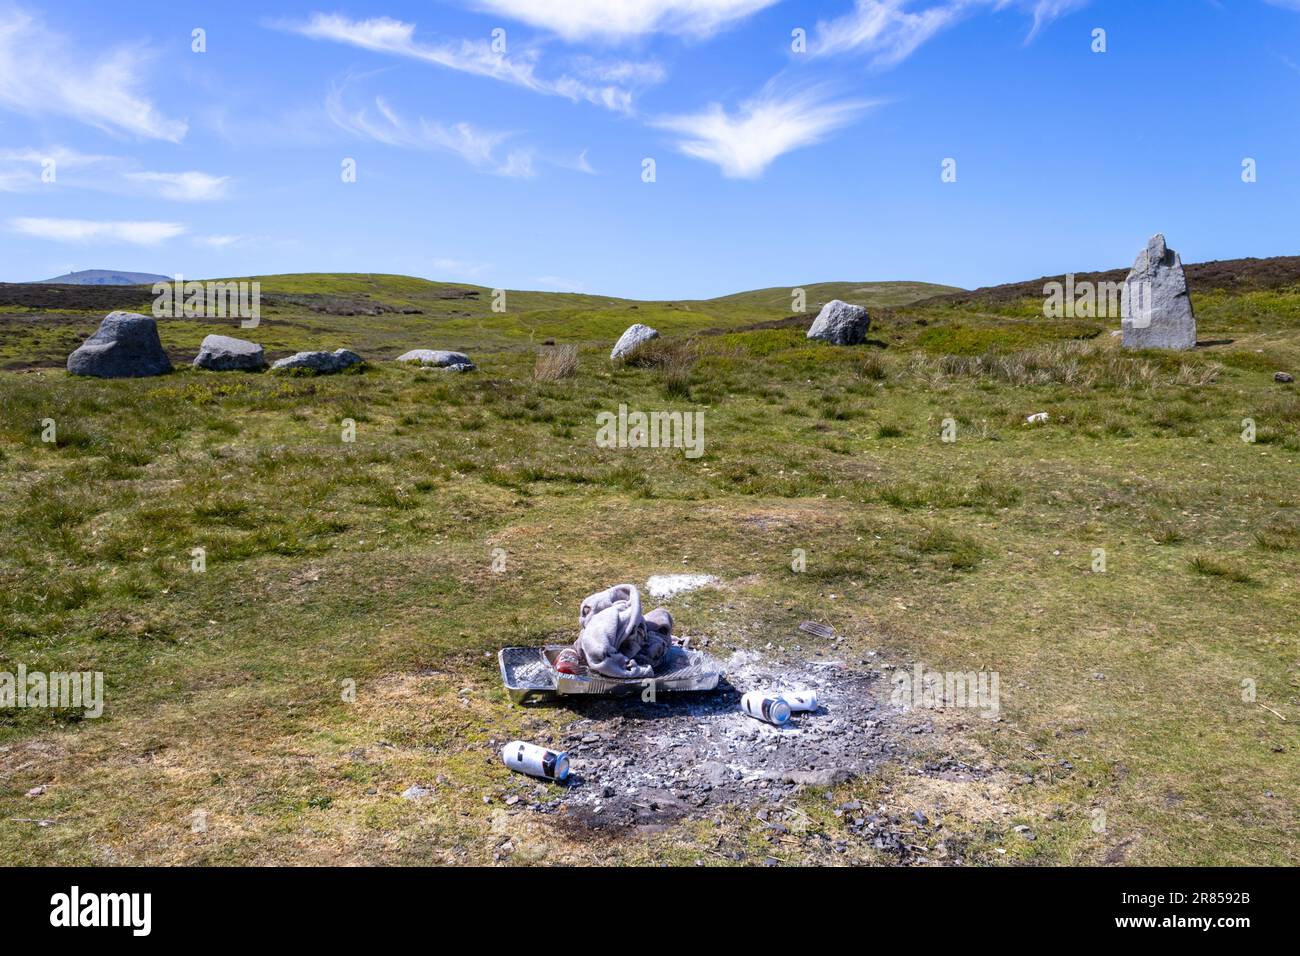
610;323;659;361
271;348;363;374
193;334;266;371
396;349;475;371
1121;234;1197;350
67;311;172;378
1275;371;1294;383
807;300;870;345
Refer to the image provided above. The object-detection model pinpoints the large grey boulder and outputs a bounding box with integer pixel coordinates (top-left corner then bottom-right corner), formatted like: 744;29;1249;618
611;323;659;361
194;334;266;371
271;349;363;374
67;311;173;378
396;349;475;371
807;300;870;345
1121;234;1196;350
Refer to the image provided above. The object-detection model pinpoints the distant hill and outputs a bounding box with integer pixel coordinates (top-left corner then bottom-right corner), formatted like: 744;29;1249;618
36;269;170;286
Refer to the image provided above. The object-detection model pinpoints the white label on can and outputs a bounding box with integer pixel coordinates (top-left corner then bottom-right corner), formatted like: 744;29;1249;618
782;690;817;712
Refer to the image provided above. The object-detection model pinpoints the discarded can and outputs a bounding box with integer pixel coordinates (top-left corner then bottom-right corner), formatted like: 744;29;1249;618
741;691;791;727
781;689;818;712
555;647;582;675
502;740;570;781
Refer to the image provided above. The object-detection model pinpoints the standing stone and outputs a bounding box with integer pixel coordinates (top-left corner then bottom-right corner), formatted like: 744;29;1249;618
396;349;475;371
67;311;173;378
807;299;871;345
194;334;266;371
611;323;659;361
1121;234;1196;350
271;349;363;373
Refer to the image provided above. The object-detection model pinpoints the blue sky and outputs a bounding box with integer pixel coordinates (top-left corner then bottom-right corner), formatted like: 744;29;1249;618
1;0;1299;298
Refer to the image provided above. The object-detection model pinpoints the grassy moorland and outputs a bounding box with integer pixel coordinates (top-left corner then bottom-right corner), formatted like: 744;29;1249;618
0;265;1296;866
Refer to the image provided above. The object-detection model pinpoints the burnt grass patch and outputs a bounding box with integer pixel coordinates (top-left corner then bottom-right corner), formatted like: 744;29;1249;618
497;650;997;863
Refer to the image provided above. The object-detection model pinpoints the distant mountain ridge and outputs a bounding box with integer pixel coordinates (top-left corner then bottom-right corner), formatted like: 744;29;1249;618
36;269;170;286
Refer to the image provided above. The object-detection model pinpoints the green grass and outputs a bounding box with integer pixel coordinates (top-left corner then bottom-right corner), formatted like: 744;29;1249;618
0;272;1296;866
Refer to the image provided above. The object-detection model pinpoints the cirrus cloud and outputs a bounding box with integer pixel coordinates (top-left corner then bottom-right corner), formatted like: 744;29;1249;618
10;218;187;245
278;13;654;113
468;0;780;41
0;6;186;141
652;84;876;179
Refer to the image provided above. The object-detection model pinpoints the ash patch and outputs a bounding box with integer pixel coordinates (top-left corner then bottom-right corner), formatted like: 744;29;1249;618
550;651;902;830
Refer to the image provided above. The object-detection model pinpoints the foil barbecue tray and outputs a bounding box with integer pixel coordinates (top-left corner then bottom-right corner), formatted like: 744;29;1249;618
499;644;722;704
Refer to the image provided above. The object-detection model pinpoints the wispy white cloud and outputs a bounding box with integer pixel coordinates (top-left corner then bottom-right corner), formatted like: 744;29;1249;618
814;0;1089;66
469;0;779;41
279;13;649;113
1023;0;1090;41
0;6;186;141
125;171;230;202
652;84;876;179
10;217;187;245
0;147;230;201
193;234;248;249
325;82;536;178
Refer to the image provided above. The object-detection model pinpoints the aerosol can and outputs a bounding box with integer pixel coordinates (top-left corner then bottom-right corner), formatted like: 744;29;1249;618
501;741;570;782
781;689;818;712
741;691;792;727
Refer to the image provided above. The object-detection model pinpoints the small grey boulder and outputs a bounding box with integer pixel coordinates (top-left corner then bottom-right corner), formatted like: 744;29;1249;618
1121;234;1197;351
271;348;363;374
611;323;659;361
396;349;475;371
807;300;870;346
194;334;266;371
1275;371;1294;383
67;311;172;378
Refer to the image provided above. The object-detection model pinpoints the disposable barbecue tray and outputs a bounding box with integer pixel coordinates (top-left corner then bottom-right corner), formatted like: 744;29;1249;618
498;644;722;704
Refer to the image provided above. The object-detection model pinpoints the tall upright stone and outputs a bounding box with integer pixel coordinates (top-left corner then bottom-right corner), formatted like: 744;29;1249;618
1121;234;1196;350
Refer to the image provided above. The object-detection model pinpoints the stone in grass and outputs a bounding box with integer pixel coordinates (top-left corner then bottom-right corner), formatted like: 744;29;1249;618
610;323;659;361
271;349;363;374
396;349;475;371
193;334;266;371
807;300;871;346
67;311;172;378
1275;371;1294;383
1121;234;1196;351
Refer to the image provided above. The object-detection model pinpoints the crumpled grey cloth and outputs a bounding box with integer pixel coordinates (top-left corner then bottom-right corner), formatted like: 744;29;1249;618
574;584;675;679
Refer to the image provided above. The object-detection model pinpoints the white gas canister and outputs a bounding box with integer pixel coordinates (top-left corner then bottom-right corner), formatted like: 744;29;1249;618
781;689;818;712
501;741;570;781
741;691;792;726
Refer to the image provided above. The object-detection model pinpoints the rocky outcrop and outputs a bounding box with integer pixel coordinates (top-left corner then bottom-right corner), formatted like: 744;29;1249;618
67;311;172;378
193;334;266;371
270;349;363;374
611;323;659;361
807;300;870;345
1121;234;1197;350
396;349;475;371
